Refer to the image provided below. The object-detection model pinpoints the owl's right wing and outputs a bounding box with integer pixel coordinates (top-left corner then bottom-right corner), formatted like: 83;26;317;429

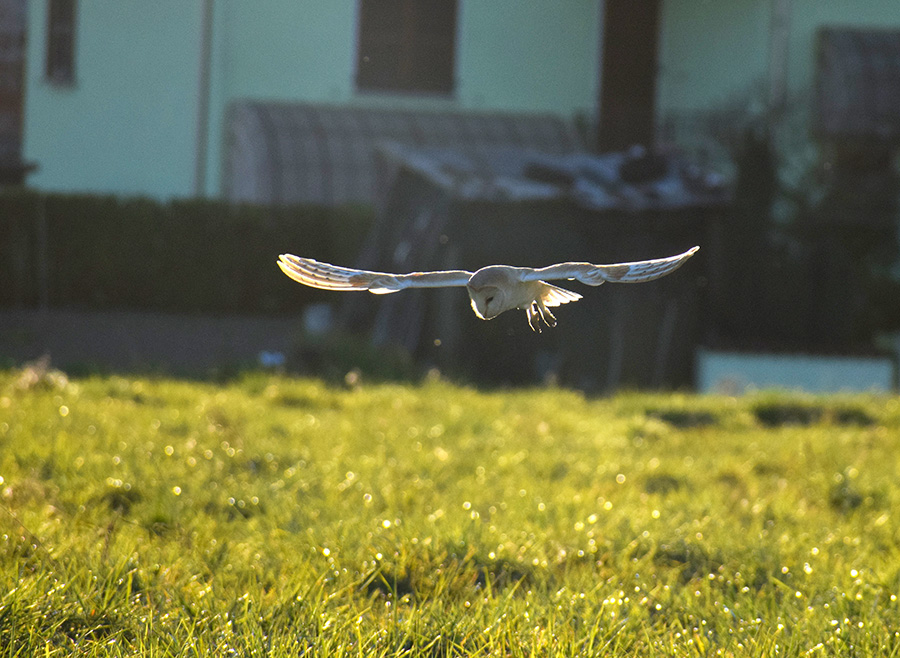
278;254;473;295
524;246;699;287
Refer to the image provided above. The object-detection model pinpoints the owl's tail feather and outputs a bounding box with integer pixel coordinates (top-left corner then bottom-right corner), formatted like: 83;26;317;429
539;282;583;308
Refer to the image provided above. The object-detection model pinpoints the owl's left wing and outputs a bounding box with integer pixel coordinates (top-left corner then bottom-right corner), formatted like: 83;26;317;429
523;246;699;287
278;254;473;295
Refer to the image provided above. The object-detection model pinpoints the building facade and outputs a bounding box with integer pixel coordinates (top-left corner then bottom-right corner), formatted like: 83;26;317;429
18;1;900;200
22;0;602;199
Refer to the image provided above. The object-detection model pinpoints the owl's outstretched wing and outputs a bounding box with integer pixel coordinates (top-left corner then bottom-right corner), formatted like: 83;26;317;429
278;254;473;295
524;246;699;287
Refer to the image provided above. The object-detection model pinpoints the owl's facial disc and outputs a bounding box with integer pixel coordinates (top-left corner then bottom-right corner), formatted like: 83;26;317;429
469;285;503;320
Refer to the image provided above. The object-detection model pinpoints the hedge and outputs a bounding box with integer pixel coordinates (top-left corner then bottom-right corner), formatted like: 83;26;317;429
0;190;374;315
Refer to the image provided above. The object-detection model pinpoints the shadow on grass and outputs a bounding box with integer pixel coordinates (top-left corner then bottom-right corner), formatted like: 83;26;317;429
751;398;875;427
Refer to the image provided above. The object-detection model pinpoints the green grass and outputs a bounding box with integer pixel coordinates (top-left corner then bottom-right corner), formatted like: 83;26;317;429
2;366;900;656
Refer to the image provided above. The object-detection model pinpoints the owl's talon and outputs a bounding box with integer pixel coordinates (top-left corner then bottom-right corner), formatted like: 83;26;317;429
527;304;542;332
536;301;557;328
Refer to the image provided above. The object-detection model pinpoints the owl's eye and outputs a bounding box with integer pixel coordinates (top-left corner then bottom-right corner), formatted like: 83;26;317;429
485;295;495;305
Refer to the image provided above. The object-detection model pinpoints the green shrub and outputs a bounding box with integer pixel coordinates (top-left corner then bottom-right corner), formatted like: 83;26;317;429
0;190;374;314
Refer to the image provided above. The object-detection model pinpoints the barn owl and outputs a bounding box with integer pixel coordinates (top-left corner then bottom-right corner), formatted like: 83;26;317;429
278;246;699;331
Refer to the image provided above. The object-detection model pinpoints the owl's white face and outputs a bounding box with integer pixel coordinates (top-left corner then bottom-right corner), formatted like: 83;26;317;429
468;286;505;320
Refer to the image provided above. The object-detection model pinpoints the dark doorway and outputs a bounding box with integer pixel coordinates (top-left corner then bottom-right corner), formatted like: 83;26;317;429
597;0;660;152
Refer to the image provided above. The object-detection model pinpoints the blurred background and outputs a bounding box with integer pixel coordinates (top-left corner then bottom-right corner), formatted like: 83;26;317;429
1;0;899;392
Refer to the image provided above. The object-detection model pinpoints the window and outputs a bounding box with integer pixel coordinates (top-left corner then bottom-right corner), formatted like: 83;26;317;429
356;0;457;95
46;0;76;84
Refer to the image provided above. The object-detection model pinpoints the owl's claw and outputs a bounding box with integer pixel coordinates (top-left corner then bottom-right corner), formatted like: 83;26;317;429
527;304;542;332
538;301;557;328
526;301;557;332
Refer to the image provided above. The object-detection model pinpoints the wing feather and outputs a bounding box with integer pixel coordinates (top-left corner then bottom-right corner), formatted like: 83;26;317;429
278;254;472;294
525;246;699;287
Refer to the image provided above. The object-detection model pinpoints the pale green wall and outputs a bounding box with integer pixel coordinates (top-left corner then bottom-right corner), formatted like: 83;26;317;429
456;0;600;113
218;2;357;103
199;1;360;197
657;0;770;112
24;0;601;200
788;0;900;95
658;0;900;115
23;1;205;197
215;0;598;112
656;0;900;180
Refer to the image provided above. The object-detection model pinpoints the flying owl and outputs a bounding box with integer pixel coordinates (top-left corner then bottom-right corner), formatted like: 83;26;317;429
278;246;699;332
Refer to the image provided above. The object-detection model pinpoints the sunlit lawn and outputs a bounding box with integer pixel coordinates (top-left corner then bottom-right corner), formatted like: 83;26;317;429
1;365;900;656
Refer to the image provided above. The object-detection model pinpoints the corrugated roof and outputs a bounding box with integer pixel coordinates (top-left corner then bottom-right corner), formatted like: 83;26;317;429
223;102;583;206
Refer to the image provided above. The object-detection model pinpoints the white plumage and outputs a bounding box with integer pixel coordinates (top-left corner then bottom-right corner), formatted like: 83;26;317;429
278;246;699;331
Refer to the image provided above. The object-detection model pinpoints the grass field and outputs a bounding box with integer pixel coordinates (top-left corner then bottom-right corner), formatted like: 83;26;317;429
1;365;900;656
